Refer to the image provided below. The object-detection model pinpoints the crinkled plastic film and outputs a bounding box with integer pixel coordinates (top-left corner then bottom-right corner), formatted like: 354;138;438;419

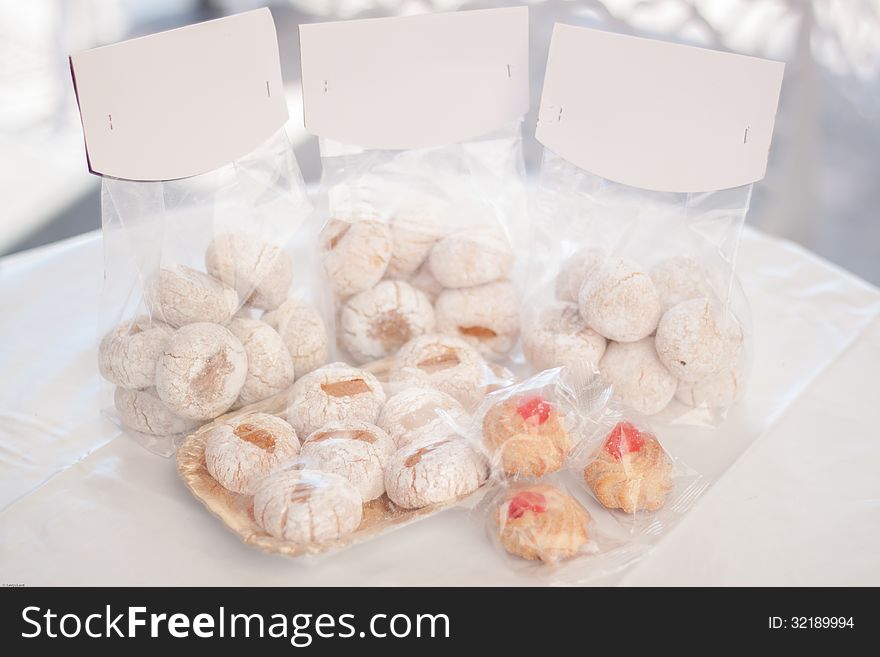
98;128;323;456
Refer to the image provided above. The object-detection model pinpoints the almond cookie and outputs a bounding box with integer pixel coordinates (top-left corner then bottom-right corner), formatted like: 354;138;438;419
204;413;300;495
146;265;239;328
599;338;677;415
389;334;488;408
99;316;172;390
114;387;199;437
339;280;435;364
377;388;469;450
654;298;743;383
555;247;606;302
650;256;714;313
155;322;248;420
384;437;488;509
435;280;520;359
584;421;673;513
675;349;746;408
300;422;394;502
253;469;363;544
482;395;571;478
321;218;392;298
262;298;329;377
286;362;386;437
578;256;661;343
227;318;295;408
495;484;592;563
385;205;447;278
205;232;293;311
428;229;514;289
522;302;606;371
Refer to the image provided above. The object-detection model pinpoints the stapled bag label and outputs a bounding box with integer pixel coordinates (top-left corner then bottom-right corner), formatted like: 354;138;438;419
536;25;784;193
299;7;529;150
70;8;288;181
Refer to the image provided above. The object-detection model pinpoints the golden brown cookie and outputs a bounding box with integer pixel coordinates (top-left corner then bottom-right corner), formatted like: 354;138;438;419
495;484;591;563
583;421;673;513
482;395;571;478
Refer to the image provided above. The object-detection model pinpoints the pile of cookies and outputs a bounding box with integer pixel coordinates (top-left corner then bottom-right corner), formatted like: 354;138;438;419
200;359;489;547
523;250;746;416
99;231;328;442
322;207;520;366
476;373;675;565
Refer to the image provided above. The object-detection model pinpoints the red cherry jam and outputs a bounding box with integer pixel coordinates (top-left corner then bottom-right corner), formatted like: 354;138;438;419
508;491;547;519
604;422;645;460
516;396;552;425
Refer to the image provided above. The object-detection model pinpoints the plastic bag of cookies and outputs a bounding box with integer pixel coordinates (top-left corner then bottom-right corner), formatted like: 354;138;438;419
72;11;328;455
299;9;530;369
524;25;784;425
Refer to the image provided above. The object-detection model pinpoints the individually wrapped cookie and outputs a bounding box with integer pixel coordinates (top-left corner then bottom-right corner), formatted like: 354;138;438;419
300;8;530;368
570;406;706;536
524;25;783;425
72;10;327;455
468;365;610;481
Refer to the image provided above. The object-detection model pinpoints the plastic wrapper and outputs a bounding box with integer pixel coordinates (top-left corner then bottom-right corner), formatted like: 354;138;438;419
570;407;706;537
98;128;325;456
313;122;530;370
523;149;753;425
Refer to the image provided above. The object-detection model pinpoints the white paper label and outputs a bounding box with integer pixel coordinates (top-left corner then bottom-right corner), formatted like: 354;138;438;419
300;7;529;150
70;8;288;181
536;24;784;193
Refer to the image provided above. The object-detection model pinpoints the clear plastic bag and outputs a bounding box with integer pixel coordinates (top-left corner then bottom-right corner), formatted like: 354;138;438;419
312;121;530;370
98;127;324;456
523;148;753;425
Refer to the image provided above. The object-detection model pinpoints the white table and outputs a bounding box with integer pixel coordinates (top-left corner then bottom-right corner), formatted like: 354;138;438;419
1;227;878;586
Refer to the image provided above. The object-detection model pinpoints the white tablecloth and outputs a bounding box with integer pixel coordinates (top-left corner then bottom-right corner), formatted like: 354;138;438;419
1;227;878;586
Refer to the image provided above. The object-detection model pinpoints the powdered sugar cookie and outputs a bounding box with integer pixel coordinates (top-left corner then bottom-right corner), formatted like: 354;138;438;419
555;247;606;302
384;437;488;509
253;469;363;544
435;280;520;359
650;256;714;313
286;363;386;437
204;413;300;495
114;387;198;437
675;349;746;408
99;316;172;390
482;395;571;478
262;298;329;377
386;205;447;278
495;484;591;563
389;334;488;408
155;322;248;420
205;232;293;311
226;318;295;408
584;421;673;513
146;265;239;328
322;219;392;297
339;280;435;364
599;338;677;415
522;302;606;371
300;422;394;502
377;388;469;450
654;298;743;383
428;230;514;289
578;257;661;343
